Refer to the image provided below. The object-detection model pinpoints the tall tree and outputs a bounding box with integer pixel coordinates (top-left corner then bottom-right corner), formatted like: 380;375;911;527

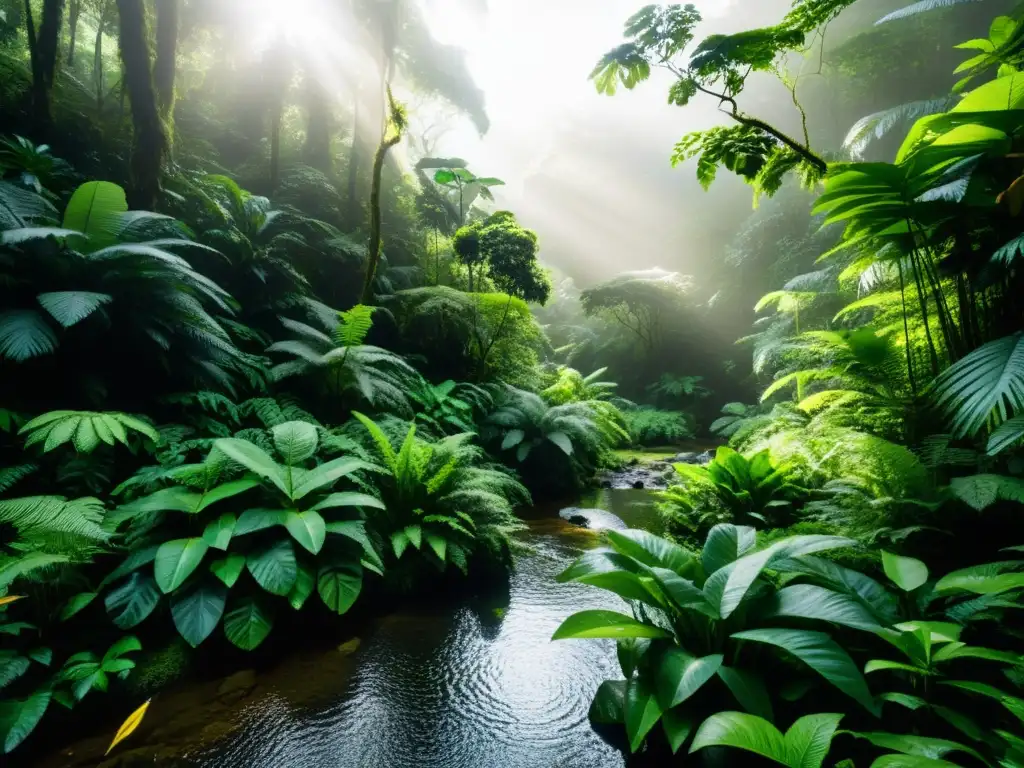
117;0;166;208
303;72;333;171
23;0;65;129
66;0;81;66
37;0;65;88
361;87;406;304
154;0;179;120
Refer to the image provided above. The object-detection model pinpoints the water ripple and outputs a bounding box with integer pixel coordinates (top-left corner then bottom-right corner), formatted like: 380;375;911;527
191;494;651;768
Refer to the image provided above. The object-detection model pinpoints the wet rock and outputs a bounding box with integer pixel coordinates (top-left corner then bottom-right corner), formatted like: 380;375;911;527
217;670;256;704
631;480;644;489
696;450;714;464
337;637;362;656
673;451;699;464
648;461;669;471
564;514;590;527
600;479;612;489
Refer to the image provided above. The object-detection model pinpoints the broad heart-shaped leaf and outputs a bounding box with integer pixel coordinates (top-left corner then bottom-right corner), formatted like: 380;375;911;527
2;688;51;753
552;610;672;640
882;551;929;592
214;438;288;497
202;514;236;551
105;573;161;629
717;535;856;619
154;538;209;594
654;648;723;709
209;553;246;588
284;510;326;555
317;560;363;614
606;529;694;573
62;180;127;252
271;421;319;465
690;711;843;768
759;584;884;632
247;539;297;596
702;524;757;576
501;429;525;450
223;598;274;650
848;731;985;763
588;679;626;724
170;582;227;648
732;629;880;716
717;665;774;721
546;431;574;456
625;675;663;753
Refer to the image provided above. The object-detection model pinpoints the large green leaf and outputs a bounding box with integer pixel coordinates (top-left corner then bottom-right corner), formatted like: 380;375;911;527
287;562;316;610
556;550;665;606
214;438;287;496
154;538;209;594
718;536;856;618
625;675;663;753
662;707;694;754
882;551;929;592
759;584;884;632
201;514;236;551
848;732;984;763
700;528;757;573
61;180;127;252
312;492;385;511
2;688;51;753
689;711;843;768
935;561;1024;594
588;679;626;724
317;560;363;614
105;572;161;629
552;610;672;640
654;648;723;709
234;508;287;536
732;629;880;715
223;598;274;650
271;421;319;465
292;457;374;500
247;539;297;596
546;431;574;456
933;333;1024;438
170;583;227;647
717;665;774;721
284;510;326;555
209;553;246;588
606;529;694;573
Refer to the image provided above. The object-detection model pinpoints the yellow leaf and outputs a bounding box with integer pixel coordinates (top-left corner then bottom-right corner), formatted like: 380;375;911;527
105;698;152;756
0;595;25;607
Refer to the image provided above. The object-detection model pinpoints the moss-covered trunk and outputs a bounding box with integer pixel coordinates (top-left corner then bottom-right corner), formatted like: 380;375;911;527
154;0;179;120
116;0;166;209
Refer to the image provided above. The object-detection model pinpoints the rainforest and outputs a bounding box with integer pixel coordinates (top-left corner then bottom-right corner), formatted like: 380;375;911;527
1;0;1023;765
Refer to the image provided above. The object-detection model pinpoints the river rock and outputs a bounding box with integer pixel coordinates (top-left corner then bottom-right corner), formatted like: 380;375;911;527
696;450;714;464
631;480;644;489
673;451;699;463
217;670;256;704
564;513;590;527
337;638;361;656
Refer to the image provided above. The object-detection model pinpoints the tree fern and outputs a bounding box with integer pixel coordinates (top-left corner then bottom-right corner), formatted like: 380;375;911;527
336;305;377;348
19;412;159;454
843;98;951;159
933;333;1024;438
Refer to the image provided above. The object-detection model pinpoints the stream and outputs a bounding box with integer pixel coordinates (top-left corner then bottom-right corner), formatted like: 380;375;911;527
45;487;662;768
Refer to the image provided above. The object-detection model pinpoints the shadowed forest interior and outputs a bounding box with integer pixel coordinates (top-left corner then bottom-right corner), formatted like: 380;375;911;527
1;0;1024;766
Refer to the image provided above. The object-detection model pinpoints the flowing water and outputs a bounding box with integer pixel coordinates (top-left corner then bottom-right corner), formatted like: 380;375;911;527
45;488;662;768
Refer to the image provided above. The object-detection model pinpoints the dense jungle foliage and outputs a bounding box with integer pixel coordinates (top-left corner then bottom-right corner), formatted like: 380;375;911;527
0;0;1023;765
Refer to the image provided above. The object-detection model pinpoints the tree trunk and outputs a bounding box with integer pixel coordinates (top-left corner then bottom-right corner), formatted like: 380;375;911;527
117;0;166;209
303;73;332;171
66;0;80;66
93;4;106;113
154;0;179;120
361;129;403;304
38;0;65;88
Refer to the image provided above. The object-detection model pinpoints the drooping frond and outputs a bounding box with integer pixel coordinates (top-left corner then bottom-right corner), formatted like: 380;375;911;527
933;333;1024;438
843;98;951;159
876;0;984;24
19;412;159;454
